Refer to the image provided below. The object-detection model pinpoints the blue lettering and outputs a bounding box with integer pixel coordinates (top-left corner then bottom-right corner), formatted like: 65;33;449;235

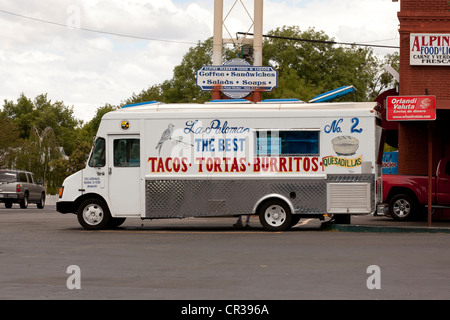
351;117;363;133
324;119;343;133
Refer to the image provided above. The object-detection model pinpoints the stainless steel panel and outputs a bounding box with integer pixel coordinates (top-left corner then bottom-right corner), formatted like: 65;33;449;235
145;174;375;218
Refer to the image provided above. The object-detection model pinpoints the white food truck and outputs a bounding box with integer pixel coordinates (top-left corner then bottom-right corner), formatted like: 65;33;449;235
57;99;384;231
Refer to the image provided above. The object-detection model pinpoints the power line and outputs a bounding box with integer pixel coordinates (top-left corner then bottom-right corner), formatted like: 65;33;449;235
237;32;399;49
0;8;399;49
0;9;198;45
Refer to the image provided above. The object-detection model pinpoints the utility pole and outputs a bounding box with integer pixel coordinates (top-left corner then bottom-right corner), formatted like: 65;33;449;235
212;0;223;100
212;0;264;101
252;0;263;102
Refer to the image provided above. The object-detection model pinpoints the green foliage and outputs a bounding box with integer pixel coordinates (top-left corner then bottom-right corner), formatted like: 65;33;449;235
0;113;22;168
2;93;81;155
262;26;383;102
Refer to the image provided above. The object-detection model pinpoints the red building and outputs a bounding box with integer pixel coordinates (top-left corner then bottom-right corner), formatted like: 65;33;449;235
396;0;450;175
381;0;450;218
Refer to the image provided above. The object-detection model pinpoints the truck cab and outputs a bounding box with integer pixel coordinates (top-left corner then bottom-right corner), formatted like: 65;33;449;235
378;157;450;220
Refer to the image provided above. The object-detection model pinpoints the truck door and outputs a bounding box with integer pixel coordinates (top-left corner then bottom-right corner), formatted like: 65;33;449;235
108;135;141;215
26;173;39;201
436;158;450;205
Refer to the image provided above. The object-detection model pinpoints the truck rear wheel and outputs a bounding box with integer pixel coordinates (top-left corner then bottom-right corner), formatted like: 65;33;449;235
37;193;45;209
259;199;292;231
77;198;111;230
20;193;28;209
389;194;418;221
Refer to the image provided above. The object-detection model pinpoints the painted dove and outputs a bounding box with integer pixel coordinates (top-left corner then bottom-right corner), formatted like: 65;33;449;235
155;123;174;155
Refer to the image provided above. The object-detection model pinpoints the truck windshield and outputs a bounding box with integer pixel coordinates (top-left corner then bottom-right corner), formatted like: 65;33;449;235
88;138;106;167
0;171;17;183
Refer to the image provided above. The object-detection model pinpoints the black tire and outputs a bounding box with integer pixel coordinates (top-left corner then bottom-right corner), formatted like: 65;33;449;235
290;215;301;227
37;193;45;209
77;198;111;230
259;199;292;231
388;193;418;221
5;201;13;208
20;193;28;209
334;214;351;224
107;217;126;228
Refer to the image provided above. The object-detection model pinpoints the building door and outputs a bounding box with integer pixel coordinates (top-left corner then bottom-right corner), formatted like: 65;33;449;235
437;158;450;205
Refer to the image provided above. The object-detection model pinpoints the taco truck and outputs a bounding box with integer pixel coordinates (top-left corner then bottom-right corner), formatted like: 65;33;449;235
57;99;384;231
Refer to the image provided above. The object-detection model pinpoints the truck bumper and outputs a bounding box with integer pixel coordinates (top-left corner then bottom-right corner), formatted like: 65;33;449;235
0;194;20;201
56;201;76;214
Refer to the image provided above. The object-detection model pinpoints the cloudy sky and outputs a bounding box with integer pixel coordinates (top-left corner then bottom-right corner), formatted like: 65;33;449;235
0;0;400;122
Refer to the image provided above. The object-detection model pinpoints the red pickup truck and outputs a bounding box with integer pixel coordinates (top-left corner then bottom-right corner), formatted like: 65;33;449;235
378;157;450;220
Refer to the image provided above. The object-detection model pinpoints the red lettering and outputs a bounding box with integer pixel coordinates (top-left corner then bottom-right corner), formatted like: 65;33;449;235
157;157;165;172
165;157;172;172
412;36;420;51
269;157;277;172
223;157;230;172
213;157;222;172
311;157;319;172
206;158;214;172
279;157;287;172
303;157;310;171
253;157;260;172
430;36;439;46
443;36;450;46
230;158;239;172
181;157;188;172
239;158;246;172
196;157;205;172
294;157;302;172
147;157;157;172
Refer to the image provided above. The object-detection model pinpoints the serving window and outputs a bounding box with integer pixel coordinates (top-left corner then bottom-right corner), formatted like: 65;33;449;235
256;129;320;156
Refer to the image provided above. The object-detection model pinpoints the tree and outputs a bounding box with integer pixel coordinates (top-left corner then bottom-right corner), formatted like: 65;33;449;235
2;93;80;156
2;93;35;139
128;27;390;104
368;51;399;100
12;126;62;192
49;138;92;193
262;26;380;102
0;113;22;168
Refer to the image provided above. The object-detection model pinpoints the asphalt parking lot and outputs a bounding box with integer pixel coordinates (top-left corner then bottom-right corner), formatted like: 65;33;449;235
1;203;450;303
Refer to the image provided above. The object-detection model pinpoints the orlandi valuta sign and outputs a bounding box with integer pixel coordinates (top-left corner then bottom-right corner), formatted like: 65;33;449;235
386;96;436;121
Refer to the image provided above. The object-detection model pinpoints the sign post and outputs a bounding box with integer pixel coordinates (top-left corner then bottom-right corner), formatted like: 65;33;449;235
387;95;436;227
428;123;433;227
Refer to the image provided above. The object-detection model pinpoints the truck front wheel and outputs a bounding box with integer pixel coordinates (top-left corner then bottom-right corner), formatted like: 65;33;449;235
389;194;418;221
77;198;111;230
